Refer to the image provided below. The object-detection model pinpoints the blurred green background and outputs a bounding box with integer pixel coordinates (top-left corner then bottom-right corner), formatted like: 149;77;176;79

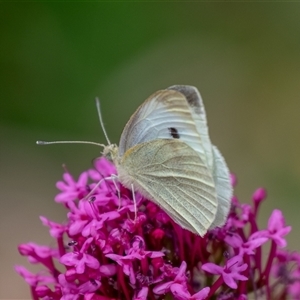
1;3;300;299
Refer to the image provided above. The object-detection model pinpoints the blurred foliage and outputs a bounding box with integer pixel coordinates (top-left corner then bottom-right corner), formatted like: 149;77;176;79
1;3;299;134
1;3;300;299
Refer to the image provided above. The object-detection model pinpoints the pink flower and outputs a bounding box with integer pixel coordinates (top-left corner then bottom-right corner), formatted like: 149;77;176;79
225;232;268;256
58;274;100;299
126;236;165;259
252;187;267;204
55;171;89;204
18;242;59;272
40;216;67;239
16;157;299;299
133;287;148;300
288;269;300;297
251;209;291;248
230;173;237;187
170;284;210;300
105;253;136;284
153;261;188;295
88;157;116;181
202;256;248;289
81;211;121;237
15;266;56;287
60;237;100;274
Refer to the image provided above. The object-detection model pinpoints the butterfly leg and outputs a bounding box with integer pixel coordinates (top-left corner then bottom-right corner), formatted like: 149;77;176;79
85;175;116;201
131;183;137;223
110;174;122;209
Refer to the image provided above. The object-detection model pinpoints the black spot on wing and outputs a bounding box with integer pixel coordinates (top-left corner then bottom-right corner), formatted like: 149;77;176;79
168;127;180;139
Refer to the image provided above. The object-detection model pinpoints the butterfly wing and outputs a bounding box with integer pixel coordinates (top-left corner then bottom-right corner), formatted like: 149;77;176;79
209;146;233;228
168;85;232;228
118;89;208;167
167;85;214;169
118;85;232;229
117;139;218;236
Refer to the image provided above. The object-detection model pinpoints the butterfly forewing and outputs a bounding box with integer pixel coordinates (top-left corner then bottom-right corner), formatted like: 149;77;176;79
118;89;208;168
167;85;214;169
117;139;218;236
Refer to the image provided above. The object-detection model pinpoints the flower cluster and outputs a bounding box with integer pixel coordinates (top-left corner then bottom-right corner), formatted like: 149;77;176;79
16;158;298;299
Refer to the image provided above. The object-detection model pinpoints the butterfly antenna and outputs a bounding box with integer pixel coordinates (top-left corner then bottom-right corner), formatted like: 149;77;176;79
36;140;106;147
95;97;111;145
37;98;111;149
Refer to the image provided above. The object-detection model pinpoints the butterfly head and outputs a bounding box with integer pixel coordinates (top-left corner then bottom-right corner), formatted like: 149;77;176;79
102;143;119;163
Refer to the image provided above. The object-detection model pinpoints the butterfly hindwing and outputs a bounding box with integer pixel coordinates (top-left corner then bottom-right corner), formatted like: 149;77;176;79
117;139;218;236
209;146;232;228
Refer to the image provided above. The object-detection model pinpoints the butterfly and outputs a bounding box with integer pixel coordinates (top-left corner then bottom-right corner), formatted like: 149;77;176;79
103;85;232;236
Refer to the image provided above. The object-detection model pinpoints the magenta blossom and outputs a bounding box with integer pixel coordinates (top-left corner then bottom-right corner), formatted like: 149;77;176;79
17;157;298;299
225;232;268;257
251;209;291;248
55;171;89;204
60;237;100;274
202;255;248;290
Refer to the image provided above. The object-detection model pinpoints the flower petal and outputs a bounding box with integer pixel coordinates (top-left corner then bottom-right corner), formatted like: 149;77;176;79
202;262;223;275
223;272;238;289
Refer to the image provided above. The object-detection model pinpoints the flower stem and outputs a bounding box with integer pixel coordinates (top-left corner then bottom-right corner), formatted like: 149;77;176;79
207;276;224;297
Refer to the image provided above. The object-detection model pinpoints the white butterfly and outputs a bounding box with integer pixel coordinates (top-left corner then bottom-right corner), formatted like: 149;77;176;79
104;85;232;236
37;85;232;236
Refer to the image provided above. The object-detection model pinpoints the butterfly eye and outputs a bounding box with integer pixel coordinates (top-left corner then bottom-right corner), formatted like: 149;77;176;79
168;127;180;139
